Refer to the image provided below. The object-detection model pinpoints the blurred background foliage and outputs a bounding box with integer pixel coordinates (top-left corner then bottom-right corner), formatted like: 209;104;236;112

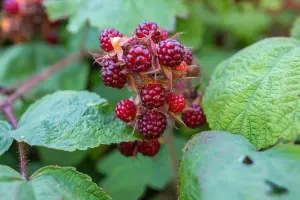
0;0;299;199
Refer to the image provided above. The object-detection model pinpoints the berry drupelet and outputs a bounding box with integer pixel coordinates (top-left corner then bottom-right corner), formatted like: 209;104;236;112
157;39;185;67
100;60;126;89
126;45;152;72
135;21;160;43
115;100;137;122
182;104;206;128
140;84;166;109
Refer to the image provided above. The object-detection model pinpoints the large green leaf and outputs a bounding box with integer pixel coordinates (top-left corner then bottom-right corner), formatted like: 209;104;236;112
179;131;300;200
291;16;300;40
0;121;13;156
97;137;186;200
203;37;300;149
11;91;138;151
0;165;112;199
44;0;188;34
0;42;88;100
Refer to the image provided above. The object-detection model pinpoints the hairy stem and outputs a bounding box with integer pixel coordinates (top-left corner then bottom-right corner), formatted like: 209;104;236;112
0;51;87;109
3;106;28;180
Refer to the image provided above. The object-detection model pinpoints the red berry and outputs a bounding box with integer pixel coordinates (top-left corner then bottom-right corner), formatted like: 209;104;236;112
166;93;186;113
159;28;169;41
100;60;126;89
182;104;206;128
141;84;166;109
115;100;137;122
45;32;59;45
99;28;123;52
126;45;152;72
3;0;19;14
136;21;160;43
137;140;160;156
138;110;167;139
183;47;193;65
157;39;184;67
119;141;137;157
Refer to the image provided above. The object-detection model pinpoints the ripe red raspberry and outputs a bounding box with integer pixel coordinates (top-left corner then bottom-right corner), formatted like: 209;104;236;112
141;84;166;109
182;104;206;128
3;0;19;14
138;110;167;139
135;21;160;43
100;60;126;88
159;28;169;41
137;139;160;156
166;93;186;113
99;28;123;52
183;47;193;65
157;39;184;67
119;141;137;157
115;100;137;122
126;45;152;72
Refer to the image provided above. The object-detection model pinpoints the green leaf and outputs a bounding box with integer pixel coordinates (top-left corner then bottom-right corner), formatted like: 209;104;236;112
175;2;204;49
203;37;300;149
97;137;186;200
0;121;13;156
38;147;87;166
179;131;300;200
0;165;112;199
44;0;188;34
11;91;138;151
291;16;300;40
0;42;88;100
259;0;282;11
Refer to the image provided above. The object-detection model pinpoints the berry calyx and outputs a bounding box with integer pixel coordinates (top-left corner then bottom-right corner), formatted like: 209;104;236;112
135;21;160;43
99;28;123;52
159;28;169;41
183;47;193;65
115;100;137;122
141;84;166;109
119;141;137;157
137;139;160;156
157;39;184;67
138;110;167;139
3;0;19;15
182;104;206;128
166;93;186;113
126;45;152;72
100;60;126;88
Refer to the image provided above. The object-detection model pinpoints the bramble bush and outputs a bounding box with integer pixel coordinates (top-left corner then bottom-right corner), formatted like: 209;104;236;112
0;0;299;200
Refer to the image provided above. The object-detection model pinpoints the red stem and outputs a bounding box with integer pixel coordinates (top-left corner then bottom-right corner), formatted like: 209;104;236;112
0;51;86;109
3;106;28;180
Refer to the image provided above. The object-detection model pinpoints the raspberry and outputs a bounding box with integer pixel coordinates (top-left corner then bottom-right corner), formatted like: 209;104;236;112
99;28;123;52
159;28;169;41
138;110;167;139
166;93;186;113
136;21;160;43
100;60;126;88
3;0;19;15
119;141;137;157
157;39;184;67
182;104;206;128
115;100;137;122
183;47;193;65
140;84;166;109
126;45;152;72
137;139;160;156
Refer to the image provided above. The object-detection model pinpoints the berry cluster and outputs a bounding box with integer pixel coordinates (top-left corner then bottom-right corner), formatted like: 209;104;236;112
1;0;60;44
95;21;206;157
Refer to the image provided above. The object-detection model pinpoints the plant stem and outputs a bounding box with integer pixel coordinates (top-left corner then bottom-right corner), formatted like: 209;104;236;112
2;106;28;180
0;51;87;109
165;120;178;186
